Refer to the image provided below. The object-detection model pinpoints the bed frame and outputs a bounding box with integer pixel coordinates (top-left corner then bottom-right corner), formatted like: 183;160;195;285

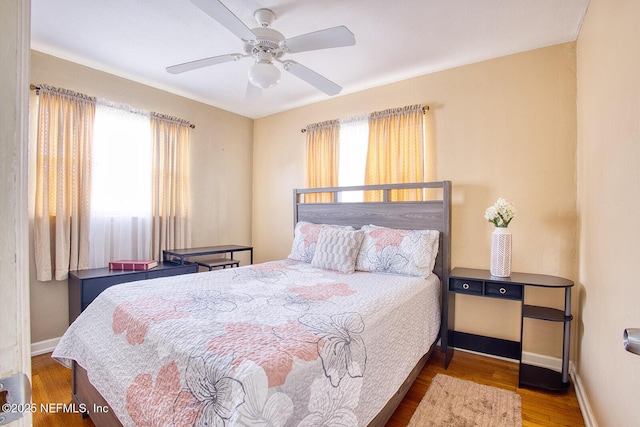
71;181;451;426
294;181;451;426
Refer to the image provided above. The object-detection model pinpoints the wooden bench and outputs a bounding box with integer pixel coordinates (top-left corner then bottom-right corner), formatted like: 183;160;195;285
196;258;240;271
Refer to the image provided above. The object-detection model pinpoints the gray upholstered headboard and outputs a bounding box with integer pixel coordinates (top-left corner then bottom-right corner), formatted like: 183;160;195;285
292;181;451;283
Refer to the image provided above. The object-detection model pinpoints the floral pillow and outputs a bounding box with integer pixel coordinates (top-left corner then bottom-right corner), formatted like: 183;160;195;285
288;221;354;263
311;227;365;274
355;224;440;278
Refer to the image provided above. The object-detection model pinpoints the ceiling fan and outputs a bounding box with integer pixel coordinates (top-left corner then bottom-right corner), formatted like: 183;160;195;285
166;0;356;98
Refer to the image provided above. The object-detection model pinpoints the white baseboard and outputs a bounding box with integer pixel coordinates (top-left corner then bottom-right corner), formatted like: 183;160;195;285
521;350;562;371
31;337;60;356
570;364;598;427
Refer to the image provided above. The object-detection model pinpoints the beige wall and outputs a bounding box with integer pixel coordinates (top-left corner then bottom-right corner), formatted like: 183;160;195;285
577;0;640;425
31;42;581;377
253;43;578;356
29;51;254;343
27;4;640;423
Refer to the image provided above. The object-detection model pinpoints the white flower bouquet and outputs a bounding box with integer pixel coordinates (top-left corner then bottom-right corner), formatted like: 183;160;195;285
484;198;516;228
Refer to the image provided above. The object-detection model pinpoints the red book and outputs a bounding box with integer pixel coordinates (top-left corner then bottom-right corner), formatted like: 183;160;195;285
109;260;158;271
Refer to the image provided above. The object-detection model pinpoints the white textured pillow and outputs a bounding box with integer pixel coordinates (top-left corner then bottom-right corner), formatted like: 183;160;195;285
311;227;365;274
288;222;354;263
355;225;440;277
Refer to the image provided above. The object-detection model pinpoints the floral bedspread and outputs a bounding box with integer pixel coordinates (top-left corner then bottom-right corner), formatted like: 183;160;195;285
53;260;440;426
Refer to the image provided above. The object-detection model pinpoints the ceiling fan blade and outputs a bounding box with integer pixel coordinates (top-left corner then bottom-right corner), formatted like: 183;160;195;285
282;60;342;96
245;81;262;99
166;53;242;74
281;26;355;54
190;0;256;41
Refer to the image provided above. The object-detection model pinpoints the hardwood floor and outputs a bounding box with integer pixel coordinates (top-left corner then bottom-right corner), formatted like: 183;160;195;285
388;349;585;427
32;348;585;426
31;353;94;427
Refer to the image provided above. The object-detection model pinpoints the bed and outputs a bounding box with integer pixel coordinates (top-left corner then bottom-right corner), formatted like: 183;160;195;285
52;181;451;426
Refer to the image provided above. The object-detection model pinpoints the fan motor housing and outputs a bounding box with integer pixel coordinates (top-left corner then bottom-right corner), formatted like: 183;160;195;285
244;27;285;58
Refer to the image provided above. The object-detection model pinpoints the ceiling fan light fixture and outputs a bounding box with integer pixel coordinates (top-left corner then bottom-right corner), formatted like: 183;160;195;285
248;61;281;89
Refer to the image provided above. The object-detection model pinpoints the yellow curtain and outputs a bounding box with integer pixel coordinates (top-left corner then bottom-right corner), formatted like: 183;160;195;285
34;85;96;281
150;114;192;260
305;120;340;203
364;104;425;201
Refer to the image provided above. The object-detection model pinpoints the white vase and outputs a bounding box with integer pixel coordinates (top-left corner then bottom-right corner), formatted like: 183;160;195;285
490;227;512;277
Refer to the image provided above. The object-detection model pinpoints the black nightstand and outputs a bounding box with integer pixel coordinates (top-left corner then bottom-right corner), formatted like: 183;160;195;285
442;267;573;391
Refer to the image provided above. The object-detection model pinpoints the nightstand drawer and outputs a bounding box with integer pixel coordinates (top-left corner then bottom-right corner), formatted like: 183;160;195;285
485;282;523;300
450;278;483;295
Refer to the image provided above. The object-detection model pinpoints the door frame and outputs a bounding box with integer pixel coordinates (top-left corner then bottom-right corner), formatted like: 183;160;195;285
0;0;31;425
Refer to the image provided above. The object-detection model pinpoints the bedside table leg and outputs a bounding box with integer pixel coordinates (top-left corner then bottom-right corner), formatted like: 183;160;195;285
562;288;571;384
441;287;455;368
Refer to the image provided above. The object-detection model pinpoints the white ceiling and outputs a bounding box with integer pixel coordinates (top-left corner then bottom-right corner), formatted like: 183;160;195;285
31;0;590;119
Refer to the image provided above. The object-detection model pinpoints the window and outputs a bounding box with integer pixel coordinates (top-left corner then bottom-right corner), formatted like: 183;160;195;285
337;117;368;201
306;104;426;203
91;102;151;216
33;84;192;281
89;101;152;267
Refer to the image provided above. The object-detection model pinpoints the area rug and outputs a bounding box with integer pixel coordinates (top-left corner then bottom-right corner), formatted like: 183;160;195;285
407;374;522;427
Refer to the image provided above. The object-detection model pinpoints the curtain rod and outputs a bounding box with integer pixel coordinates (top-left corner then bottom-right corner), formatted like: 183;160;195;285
30;84;196;129
300;104;429;133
